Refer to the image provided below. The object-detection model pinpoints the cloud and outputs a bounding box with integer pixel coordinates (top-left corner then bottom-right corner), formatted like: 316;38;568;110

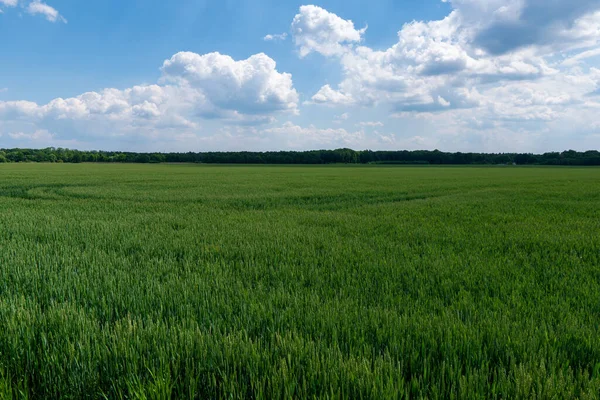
4;2;600;153
390;66;600;151
562;47;600;66
160;52;298;117
4;128;84;149
26;0;66;23
311;84;355;105
1;0;66;23
0;52;298;125
0;88;7;93
358;121;384;127
264;121;365;148
291;5;367;57
284;4;600;152
294;7;557;113
138;121;403;152
260;122;437;150
454;0;600;55
0;51;299;147
264;33;288;41
291;4;599;116
333;112;349;123
9;129;54;141
0;0;18;7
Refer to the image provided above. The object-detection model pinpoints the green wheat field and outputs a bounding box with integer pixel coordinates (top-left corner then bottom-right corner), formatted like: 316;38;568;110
0;163;599;399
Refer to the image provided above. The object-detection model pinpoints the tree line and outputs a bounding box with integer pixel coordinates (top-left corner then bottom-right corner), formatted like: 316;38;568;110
1;147;599;165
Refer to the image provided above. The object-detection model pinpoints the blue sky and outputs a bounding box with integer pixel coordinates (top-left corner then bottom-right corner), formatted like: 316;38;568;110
1;0;600;152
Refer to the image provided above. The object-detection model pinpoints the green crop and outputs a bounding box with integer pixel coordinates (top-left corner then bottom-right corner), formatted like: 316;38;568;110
0;163;599;399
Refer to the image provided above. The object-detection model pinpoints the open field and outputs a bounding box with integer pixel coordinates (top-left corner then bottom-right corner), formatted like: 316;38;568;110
0;163;599;399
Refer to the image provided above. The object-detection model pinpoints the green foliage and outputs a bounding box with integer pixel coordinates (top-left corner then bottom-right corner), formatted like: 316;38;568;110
0;164;599;398
1;147;600;165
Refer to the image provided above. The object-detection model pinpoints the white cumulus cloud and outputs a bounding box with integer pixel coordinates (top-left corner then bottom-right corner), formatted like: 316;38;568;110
160;52;298;118
0;51;299;147
289;5;598;114
286;2;600;151
3;2;600;152
291;5;367;57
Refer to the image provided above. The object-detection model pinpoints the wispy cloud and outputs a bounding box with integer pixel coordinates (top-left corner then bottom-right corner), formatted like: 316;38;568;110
358;121;384;127
562;48;600;66
264;33;288;42
26;0;67;23
0;0;18;7
333;112;349;123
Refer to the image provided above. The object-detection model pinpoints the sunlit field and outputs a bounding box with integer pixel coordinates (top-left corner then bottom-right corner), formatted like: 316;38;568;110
0;163;599;399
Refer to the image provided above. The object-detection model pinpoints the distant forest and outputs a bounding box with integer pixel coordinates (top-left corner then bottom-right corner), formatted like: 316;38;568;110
1;148;600;165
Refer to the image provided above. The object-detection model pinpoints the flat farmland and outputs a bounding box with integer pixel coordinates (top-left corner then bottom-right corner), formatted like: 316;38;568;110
0;164;599;399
